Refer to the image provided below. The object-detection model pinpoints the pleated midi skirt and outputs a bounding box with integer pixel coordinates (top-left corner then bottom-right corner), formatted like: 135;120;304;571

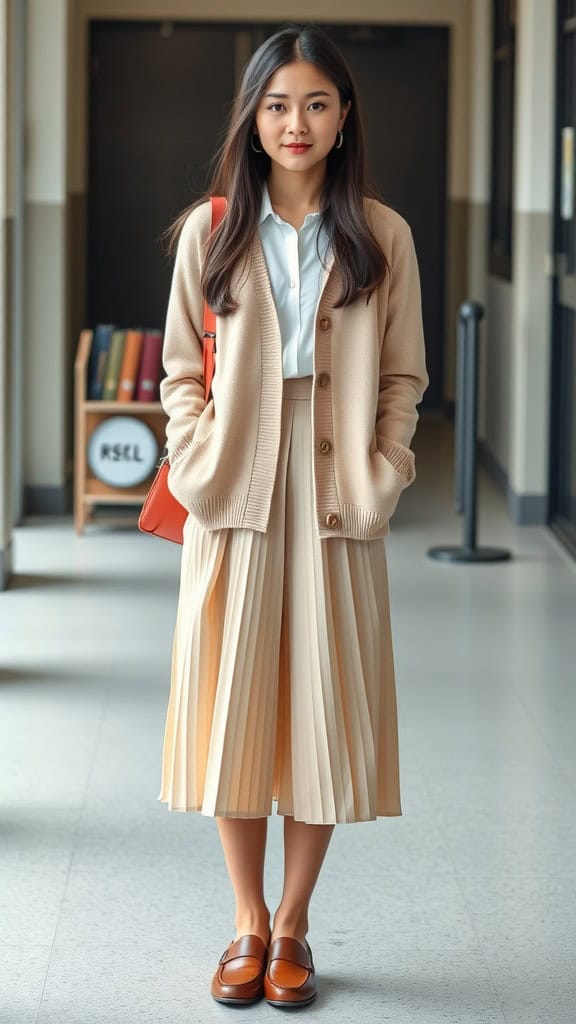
158;375;402;825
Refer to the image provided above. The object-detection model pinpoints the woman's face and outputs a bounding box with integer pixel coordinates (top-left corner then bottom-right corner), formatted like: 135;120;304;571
254;61;350;173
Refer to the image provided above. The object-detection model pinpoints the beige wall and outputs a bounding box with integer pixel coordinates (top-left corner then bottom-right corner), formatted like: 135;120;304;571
480;0;555;519
25;0;69;496
450;0;556;522
510;0;554;502
0;0;13;587
466;0;491;441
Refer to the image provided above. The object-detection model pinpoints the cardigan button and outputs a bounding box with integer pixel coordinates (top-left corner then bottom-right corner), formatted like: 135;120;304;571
325;512;341;528
319;439;332;454
319;316;332;331
316;372;330;387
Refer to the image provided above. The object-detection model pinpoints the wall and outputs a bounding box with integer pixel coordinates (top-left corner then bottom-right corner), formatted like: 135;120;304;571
0;0;13;588
477;0;555;523
509;0;554;520
24;0;70;514
466;0;491;443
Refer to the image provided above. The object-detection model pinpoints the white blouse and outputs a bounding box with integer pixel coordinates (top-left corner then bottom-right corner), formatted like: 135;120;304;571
258;181;332;378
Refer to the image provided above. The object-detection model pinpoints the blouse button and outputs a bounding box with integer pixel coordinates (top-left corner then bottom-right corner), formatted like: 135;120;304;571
316;372;330;387
319;316;332;331
325;512;341;528
319;439;332;454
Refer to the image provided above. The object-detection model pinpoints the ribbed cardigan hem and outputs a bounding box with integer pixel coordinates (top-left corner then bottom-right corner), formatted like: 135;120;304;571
336;504;391;539
184;493;391;540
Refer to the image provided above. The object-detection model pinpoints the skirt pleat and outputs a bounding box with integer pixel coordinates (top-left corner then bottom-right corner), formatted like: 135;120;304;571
158;376;402;824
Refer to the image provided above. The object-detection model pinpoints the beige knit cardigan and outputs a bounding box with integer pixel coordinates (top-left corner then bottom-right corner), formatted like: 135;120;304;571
160;196;429;540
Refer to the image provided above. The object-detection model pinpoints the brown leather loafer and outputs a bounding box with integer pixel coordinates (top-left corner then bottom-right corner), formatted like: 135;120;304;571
264;936;317;1008
210;931;271;1005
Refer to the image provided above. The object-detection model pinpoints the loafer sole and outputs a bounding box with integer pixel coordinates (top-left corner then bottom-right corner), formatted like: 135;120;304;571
266;992;318;1008
212;993;263;1005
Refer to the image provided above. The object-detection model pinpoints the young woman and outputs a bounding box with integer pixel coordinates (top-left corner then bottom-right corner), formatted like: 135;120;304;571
157;23;428;1009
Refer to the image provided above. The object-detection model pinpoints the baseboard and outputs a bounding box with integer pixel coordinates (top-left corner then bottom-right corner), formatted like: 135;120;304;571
477;440;548;525
24;480;72;515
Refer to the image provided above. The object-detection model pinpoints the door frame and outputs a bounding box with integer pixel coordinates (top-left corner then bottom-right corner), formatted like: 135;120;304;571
549;0;576;557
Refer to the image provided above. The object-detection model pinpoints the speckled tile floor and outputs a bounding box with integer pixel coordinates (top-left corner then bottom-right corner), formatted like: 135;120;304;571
1;419;575;1023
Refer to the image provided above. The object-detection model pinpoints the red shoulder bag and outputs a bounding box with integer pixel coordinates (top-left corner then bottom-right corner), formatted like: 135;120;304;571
138;196;227;544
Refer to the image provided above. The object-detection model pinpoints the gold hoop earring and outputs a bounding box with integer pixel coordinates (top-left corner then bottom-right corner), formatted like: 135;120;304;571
251;133;263;153
335;130;344;150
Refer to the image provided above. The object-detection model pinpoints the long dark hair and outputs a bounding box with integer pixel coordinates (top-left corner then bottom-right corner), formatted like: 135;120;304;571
162;24;390;314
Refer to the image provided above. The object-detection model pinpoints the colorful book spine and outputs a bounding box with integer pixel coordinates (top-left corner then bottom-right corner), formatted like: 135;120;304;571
135;329;163;401
87;324;115;399
116;329;144;401
102;330;127;399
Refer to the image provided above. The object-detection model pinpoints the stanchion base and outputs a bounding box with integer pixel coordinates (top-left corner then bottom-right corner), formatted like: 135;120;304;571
427;545;511;563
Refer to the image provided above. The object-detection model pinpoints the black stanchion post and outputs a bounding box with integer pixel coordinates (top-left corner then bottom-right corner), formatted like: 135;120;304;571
462;302;479;551
428;301;511;564
454;312;466;516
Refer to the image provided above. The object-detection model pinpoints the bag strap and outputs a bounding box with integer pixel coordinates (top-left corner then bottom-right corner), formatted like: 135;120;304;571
202;196;227;402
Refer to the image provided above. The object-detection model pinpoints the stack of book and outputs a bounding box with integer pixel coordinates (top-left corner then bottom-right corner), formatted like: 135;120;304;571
86;324;165;401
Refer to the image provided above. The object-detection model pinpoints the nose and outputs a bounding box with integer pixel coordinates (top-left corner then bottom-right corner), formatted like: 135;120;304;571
288;109;308;135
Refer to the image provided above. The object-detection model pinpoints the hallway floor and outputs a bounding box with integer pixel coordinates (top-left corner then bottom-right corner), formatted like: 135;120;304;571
1;419;575;1023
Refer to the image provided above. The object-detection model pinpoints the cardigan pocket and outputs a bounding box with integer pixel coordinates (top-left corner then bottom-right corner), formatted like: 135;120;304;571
168;401;215;465
365;435;416;522
167;407;216;507
374;435;416;486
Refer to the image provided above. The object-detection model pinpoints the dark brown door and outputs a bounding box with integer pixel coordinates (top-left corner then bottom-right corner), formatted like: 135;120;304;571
88;20;237;328
323;24;448;411
88;20;447;410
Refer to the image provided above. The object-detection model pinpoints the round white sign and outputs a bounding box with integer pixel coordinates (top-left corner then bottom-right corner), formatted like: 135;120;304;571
87;416;159;487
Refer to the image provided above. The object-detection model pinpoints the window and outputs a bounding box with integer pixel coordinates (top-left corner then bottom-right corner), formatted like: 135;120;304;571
489;0;516;279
